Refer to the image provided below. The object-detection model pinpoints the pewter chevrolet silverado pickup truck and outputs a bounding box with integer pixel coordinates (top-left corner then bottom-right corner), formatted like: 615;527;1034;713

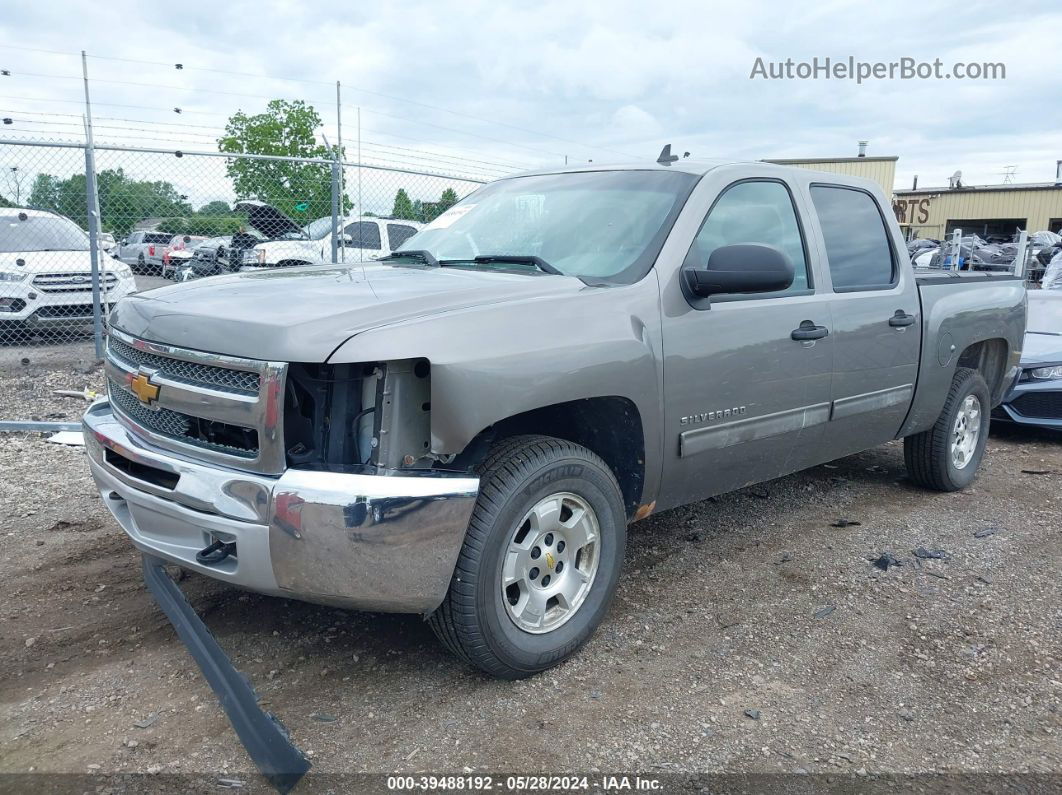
84;159;1026;680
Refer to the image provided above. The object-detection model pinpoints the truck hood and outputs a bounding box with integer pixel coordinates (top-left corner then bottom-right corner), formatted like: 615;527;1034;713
110;263;587;362
0;250;108;272
234;201;306;240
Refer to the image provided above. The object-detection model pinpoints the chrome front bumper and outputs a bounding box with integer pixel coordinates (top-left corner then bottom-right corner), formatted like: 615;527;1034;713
84;400;479;613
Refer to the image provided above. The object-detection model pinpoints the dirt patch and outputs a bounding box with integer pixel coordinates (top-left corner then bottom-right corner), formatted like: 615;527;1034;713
0;360;1060;782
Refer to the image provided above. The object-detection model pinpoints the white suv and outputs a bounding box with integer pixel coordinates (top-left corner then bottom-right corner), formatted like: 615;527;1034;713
0;209;135;338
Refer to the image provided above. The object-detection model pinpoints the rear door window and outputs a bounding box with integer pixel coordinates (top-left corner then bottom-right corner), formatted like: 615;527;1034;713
386;224;418;250
810;186;896;291
144;233;172;244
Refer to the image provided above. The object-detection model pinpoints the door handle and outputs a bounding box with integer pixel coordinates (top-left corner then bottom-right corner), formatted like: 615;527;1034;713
889;310;916;327
791;321;829;341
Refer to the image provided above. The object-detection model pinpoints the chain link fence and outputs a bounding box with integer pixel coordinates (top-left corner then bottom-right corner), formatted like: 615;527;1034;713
0;137;487;424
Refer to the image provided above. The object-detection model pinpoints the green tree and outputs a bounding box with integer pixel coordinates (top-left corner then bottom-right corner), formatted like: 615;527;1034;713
27;169;191;236
439;188;459;212
391;188;416;221
218;99;348;221
198;200;232;216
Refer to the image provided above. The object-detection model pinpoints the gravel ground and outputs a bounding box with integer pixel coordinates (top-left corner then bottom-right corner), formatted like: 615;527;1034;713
0;331;1059;790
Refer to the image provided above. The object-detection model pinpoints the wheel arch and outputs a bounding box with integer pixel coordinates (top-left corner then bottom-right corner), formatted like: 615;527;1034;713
450;397;647;520
956;337;1010;405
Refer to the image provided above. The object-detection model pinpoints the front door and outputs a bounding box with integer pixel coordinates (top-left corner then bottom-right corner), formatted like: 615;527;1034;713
659;178;834;509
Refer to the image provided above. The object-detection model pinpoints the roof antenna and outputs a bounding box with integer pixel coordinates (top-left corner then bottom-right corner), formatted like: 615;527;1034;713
656;144;679;165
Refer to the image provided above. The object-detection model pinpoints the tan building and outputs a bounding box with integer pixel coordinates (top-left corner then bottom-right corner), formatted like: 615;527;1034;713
764;156;898;195
892;182;1062;241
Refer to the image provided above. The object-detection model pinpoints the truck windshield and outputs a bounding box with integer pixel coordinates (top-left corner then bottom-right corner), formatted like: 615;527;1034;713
0;214;91;253
396;170;699;283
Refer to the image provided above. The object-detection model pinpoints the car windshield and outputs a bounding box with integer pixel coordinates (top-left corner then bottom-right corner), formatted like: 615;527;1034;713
304;216;334;240
0;213;91;253
395;170;699;283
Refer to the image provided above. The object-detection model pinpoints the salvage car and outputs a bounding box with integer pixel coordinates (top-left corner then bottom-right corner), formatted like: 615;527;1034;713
0;209;135;337
84;158;1026;688
994;290;1062;430
159;234;207;280
191;201;423;271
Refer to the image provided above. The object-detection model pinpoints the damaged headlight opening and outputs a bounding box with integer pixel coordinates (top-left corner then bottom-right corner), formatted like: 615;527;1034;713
283;358;434;471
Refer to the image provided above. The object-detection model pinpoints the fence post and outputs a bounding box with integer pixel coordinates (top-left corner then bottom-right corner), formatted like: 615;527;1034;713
330;159;340;264
83;127;105;360
81;50;105;360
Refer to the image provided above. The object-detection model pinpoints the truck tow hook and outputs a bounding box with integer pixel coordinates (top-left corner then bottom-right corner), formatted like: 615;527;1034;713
196;538;237;565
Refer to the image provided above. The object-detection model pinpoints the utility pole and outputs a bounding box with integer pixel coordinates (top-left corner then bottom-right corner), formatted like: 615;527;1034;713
7;167;24;204
81;50;104;360
356;106;362;223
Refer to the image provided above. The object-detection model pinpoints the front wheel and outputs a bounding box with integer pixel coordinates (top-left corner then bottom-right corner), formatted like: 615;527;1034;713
904;367;991;491
429;435;627;679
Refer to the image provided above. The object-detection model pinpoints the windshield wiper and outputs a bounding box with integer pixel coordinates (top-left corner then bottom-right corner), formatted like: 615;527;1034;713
378;249;439;267
467;254;563;275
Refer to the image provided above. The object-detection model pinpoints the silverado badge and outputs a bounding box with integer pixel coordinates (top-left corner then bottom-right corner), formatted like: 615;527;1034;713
129;371;161;406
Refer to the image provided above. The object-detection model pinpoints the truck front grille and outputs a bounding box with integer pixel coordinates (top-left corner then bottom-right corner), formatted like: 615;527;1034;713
103;328;286;473
32;272;119;292
108;336;261;395
108;378;258;457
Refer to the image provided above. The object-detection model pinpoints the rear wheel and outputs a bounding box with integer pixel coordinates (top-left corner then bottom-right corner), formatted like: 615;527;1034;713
429;435;627;679
135;253;146;274
904;367;990;491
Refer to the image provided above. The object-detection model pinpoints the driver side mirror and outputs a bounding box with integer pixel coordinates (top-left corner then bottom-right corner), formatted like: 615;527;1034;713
339;233;355;246
684;243;794;297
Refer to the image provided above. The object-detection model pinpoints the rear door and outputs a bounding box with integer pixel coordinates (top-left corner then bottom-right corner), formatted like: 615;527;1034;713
658;176;835;508
808;184;921;462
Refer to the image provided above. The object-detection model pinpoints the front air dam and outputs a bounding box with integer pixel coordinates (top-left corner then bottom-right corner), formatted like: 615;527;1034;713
141;554;310;793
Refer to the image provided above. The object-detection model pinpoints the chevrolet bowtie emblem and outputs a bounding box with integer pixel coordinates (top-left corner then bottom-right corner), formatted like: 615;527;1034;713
129;372;160;405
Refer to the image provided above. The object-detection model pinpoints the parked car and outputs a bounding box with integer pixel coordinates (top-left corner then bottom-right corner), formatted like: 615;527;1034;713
0;209;135;337
190;201;423;271
116;230;175;275
159;235;207;279
994;290;1062;430
85;159;1024;690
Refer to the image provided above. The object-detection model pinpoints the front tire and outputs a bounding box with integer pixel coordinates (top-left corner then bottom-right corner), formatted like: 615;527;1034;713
904;367;991;491
429;435;627;679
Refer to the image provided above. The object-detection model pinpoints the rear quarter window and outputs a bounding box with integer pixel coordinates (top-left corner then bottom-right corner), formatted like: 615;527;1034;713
387;224;418;250
811;185;896;291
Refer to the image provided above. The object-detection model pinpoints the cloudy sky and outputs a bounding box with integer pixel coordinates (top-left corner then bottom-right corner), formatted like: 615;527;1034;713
1;0;1060;197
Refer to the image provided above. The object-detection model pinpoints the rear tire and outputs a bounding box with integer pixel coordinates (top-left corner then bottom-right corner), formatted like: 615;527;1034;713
428;435;627;679
904;367;990;491
135;254;146;275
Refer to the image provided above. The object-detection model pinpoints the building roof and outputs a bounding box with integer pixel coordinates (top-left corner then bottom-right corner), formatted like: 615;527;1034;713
896;181;1062;196
764;156;899;164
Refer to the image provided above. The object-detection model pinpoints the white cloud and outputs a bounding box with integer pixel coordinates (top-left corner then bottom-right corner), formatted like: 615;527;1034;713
0;0;1059;187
